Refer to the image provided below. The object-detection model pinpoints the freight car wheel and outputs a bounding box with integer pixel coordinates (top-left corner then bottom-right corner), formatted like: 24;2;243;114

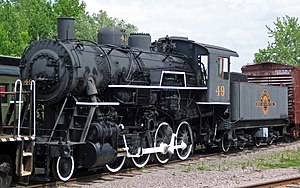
154;122;173;164
0;155;12;188
51;156;74;181
106;156;126;173
220;132;230;152
176;121;193;160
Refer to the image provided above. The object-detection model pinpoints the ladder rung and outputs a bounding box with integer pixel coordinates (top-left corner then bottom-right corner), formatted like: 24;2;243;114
23;152;32;157
21;171;31;176
70;127;84;131
74;115;88;118
1;125;14;128
10;101;23;104
1;126;32;130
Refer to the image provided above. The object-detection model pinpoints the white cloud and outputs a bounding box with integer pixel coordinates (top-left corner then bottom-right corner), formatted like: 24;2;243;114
84;0;300;72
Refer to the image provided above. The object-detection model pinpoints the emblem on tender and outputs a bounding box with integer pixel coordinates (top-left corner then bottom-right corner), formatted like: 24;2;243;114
255;89;276;116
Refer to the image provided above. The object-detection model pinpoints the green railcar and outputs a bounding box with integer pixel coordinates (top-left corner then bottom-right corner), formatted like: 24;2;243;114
0;56;36;187
0;56;20;121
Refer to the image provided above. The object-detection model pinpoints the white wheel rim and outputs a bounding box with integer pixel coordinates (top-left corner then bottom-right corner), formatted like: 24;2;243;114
56;156;74;181
238;143;245;150
255;140;261;147
175;121;193;160
154;122;172;164
131;154;150;168
221;133;229;152
268;138;274;145
106;156;126;173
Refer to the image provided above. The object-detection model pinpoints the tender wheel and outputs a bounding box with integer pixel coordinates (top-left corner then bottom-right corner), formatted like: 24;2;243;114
176;121;193;160
0;155;12;188
154;122;173;164
51;156;74;181
220;132;230;152
131;137;151;168
238;142;245;150
106;155;126;173
267;137;274;145
254;137;262;147
254;138;262;147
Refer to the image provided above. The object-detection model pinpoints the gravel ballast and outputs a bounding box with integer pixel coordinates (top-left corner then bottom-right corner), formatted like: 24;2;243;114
60;141;300;188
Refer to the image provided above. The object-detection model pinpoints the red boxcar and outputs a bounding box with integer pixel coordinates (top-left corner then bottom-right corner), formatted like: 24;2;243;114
242;62;300;138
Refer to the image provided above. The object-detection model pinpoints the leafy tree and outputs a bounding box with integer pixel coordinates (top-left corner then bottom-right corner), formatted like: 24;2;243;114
94;10;138;35
75;12;99;41
0;1;30;56
53;0;86;18
254;16;300;66
0;0;137;56
17;0;56;40
75;10;138;41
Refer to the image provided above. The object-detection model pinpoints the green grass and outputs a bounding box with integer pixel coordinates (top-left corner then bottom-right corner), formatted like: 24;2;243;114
182;164;193;173
181;147;300;173
260;148;300;169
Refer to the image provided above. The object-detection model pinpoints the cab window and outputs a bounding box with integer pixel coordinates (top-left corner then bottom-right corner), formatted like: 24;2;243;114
217;57;230;80
0;84;8;103
198;55;208;86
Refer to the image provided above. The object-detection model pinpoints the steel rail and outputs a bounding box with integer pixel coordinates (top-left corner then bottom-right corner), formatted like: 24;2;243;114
238;175;300;188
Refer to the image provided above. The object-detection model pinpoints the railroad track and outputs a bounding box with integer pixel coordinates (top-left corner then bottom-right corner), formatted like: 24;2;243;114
239;175;300;188
16;140;300;188
15;149;222;188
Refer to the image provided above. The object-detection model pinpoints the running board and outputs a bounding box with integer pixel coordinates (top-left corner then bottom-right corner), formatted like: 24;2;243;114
76;102;120;106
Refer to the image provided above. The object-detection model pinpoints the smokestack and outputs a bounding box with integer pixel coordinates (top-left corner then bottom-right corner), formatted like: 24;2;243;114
57;17;75;40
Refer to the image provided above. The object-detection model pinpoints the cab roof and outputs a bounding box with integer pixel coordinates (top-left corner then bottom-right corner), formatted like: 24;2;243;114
158;36;239;58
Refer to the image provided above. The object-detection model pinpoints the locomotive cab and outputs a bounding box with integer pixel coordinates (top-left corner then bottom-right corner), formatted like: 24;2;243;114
155;37;239;104
204;47;238;104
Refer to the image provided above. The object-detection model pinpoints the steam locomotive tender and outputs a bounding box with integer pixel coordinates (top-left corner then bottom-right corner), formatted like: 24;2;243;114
20;18;289;181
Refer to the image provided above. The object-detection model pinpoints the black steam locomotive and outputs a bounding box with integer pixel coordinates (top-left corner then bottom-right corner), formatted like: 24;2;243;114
19;18;288;181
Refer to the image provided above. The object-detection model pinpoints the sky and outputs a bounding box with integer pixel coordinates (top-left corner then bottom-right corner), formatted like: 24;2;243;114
84;0;300;72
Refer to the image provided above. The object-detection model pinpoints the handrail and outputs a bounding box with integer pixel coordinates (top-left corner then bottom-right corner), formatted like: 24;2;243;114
14;79;22;137
30;80;36;137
